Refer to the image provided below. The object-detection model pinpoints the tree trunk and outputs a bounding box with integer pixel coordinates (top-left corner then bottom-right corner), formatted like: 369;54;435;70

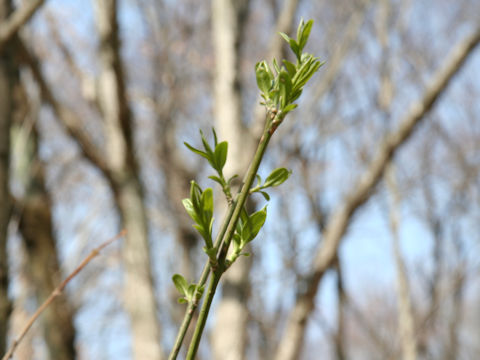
16;125;77;360
0;0;14;354
211;1;252;359
93;1;163;358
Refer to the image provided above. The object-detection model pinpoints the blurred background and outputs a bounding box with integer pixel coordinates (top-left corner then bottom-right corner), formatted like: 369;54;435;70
1;0;479;359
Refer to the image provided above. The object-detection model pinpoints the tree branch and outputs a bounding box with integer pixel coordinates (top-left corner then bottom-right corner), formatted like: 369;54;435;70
15;37;111;178
0;0;45;53
1;230;125;360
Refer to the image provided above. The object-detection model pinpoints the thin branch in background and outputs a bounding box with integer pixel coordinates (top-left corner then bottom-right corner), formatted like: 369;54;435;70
386;164;418;360
333;258;347;360
442;230;466;360
307;0;370;115
44;11;101;111
1;230;126;360
0;0;45;53
15;37;111;177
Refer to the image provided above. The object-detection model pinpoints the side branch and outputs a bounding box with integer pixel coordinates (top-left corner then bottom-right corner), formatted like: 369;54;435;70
274;27;480;360
1;230;125;360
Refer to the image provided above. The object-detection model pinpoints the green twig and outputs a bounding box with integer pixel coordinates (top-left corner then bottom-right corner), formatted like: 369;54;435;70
169;18;322;359
168;198;237;360
186;122;274;359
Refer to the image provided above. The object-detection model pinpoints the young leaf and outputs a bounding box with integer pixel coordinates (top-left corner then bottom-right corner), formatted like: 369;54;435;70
255;61;273;94
231;233;242;254
200;130;214;157
283;60;297;77
256;174;262;187
296;18;305;44
214;141;228;172
279;32;292;44
208;175;226;188
235;215;243;235
172;274;189;296
187;284;197;299
241;207;267;244
194;224;211;246
259;191;270;201
278;70;292;109
280;32;300;60
184;142;209;160
264;168;291;188
282;103;298;115
212;127;219;147
201;188;214;218
182;198;200;224
298;20;313;51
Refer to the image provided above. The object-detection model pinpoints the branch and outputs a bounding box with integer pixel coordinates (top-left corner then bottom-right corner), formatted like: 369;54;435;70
2;230;126;360
45;12;101;111
386;164;417;360
185;127;274;359
274;27;480;360
0;0;45;53
15;38;111;178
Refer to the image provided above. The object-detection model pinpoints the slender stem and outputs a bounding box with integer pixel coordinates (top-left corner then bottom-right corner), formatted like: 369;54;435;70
168;198;237;360
186;272;221;359
186;127;273;359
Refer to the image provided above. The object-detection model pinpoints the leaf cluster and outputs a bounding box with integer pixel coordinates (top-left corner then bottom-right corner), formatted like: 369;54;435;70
184;129;236;202
250;167;292;201
177;129;292;298
228;207;267;264
172;274;204;304
255;19;324;118
184;129;227;175
182;181;214;252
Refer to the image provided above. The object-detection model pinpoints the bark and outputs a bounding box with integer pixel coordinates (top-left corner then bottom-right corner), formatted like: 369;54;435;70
274;27;480;360
386;165;417;360
0;0;14;354
93;1;164;358
16;124;76;360
211;1;252;359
